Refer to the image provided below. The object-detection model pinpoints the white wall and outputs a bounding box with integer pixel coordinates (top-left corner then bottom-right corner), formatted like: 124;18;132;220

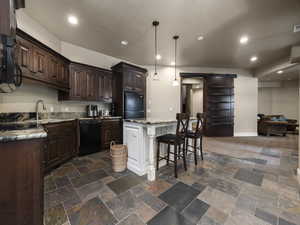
191;88;203;117
258;81;299;120
146;66;258;136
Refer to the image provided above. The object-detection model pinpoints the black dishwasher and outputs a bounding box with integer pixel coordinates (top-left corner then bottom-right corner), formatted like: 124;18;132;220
79;119;101;156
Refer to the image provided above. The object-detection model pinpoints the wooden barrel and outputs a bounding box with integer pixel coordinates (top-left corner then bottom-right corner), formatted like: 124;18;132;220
110;141;128;172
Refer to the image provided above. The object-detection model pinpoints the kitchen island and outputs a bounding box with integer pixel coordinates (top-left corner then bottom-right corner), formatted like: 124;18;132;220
123;118;195;181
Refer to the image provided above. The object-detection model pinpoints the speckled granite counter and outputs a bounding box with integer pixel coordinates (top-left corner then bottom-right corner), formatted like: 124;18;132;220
0;128;47;143
124;117;196;125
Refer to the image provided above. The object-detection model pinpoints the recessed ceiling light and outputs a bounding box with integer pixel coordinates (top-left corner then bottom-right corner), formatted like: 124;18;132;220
156;54;162;60
121;40;128;46
68;15;78;25
250;56;258;62
277;70;283;74
240;35;249;44
171;61;175;66
197;36;204;41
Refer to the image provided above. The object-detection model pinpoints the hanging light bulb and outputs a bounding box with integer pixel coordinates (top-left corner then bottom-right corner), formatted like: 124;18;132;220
152;21;160;80
172;35;179;86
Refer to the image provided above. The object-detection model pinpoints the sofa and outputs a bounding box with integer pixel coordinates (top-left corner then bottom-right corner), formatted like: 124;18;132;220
258;114;298;136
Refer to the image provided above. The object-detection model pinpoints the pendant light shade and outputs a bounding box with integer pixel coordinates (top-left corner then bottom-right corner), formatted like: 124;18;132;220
153;21;159;80
172;35;179;86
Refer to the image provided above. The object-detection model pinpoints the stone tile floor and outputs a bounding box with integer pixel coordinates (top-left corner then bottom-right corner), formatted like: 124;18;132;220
44;135;300;225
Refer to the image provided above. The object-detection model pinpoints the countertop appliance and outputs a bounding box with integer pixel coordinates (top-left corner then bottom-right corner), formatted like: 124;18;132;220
87;105;100;118
79;119;101;156
124;91;145;119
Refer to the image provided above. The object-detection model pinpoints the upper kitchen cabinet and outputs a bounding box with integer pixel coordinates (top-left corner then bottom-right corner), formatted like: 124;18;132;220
59;62;112;102
16;29;70;91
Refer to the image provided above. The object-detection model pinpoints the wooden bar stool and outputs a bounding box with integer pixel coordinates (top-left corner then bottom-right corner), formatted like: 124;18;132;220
185;113;204;165
156;113;190;178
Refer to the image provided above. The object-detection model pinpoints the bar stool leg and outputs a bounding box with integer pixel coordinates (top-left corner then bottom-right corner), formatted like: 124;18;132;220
182;143;187;171
185;138;188;157
156;141;160;171
174;144;178;178
200;135;204;160
194;138;198;165
167;143;170;165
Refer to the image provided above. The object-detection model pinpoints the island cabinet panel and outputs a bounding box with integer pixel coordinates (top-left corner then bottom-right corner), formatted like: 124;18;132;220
60;62;112;102
0;138;45;225
43;120;78;172
16;30;70;91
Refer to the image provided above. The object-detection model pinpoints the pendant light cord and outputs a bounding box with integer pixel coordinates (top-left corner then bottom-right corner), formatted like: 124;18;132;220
155;24;157;74
173;35;179;81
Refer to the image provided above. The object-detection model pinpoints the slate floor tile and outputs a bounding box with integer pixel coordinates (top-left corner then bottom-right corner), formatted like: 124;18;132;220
54;176;71;188
44;204;68;225
255;208;278;225
135;201;157;223
71;169;108;188
148;206;194;225
278;218;296;225
181;199;209;224
138;192;167;212
107;174;143;195
68;197;117;225
159;182;200;212
118;213;146;225
234;168;264;186
76;180;104;202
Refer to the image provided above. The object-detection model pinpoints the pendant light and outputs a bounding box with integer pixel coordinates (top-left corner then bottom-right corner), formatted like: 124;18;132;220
172;35;179;86
152;21;160;80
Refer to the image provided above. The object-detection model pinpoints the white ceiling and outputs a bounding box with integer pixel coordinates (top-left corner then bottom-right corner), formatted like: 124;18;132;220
259;65;300;81
24;0;300;69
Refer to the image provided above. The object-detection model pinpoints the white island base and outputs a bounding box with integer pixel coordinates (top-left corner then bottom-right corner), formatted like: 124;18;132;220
123;119;195;181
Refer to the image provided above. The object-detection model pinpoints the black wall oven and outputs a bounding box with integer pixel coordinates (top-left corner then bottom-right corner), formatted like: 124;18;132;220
124;91;145;119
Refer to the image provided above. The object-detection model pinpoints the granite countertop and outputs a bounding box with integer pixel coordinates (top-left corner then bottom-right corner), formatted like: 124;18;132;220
0;128;47;143
124;118;197;125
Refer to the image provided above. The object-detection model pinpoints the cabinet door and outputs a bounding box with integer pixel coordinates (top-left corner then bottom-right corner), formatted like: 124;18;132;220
134;72;145;92
124;127;139;164
48;56;59;83
123;70;134;90
32;47;48;81
97;74;104;100
86;70;98;101
57;61;69;87
16;37;33;77
70;66;87;100
46;137;60;168
103;73;112;102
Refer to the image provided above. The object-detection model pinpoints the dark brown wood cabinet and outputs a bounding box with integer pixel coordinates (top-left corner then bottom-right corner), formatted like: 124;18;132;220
111;62;147;117
16;29;70;91
43;120;78;172
60;62;112;102
101;119;123;150
0;138;45;225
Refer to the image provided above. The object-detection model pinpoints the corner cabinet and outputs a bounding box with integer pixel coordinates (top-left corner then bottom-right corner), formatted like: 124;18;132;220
59;62;113;102
100;119;123;150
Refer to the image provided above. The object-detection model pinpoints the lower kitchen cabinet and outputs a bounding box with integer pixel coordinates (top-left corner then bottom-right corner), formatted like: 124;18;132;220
0;138;45;225
101;119;122;150
43;120;78;172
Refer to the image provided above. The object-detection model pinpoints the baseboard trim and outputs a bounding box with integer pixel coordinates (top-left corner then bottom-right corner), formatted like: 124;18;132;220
234;132;258;137
297;168;300;185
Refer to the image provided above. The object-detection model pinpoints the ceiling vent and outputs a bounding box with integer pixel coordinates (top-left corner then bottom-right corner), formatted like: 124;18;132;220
294;24;300;33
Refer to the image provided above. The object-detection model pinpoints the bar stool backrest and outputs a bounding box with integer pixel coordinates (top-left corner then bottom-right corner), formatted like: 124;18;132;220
176;113;190;138
194;113;205;134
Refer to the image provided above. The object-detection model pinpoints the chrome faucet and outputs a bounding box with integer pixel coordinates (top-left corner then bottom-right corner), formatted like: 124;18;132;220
36;99;46;127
